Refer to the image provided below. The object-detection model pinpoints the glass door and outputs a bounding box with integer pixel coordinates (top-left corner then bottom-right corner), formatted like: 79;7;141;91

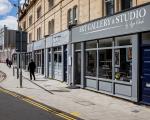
75;51;81;84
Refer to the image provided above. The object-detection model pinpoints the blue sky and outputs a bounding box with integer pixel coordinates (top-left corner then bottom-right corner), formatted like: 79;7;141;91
0;0;25;30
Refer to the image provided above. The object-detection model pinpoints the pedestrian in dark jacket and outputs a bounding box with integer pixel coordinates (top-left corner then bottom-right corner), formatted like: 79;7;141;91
8;60;12;68
28;59;36;80
6;58;9;66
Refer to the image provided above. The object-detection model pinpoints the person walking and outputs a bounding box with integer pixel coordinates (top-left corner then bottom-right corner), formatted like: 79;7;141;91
6;58;9;66
8;60;12;68
28;59;36;80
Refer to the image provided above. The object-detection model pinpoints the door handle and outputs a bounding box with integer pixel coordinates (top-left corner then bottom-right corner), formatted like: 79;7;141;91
141;76;144;79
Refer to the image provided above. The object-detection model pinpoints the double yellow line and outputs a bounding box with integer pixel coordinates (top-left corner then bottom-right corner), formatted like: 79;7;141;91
0;87;77;120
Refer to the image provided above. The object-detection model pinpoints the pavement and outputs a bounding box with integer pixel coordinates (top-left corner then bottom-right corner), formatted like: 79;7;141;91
0;63;150;120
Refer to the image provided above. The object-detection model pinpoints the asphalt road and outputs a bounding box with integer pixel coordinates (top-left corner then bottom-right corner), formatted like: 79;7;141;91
0;90;73;120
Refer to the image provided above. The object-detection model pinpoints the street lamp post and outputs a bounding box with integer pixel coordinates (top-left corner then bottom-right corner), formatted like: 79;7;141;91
14;0;23;88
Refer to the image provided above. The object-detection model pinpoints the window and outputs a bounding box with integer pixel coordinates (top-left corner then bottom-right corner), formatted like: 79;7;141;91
48;19;54;35
86;50;97;77
105;0;114;16
142;32;150;45
98;38;113;79
73;6;78;24
53;47;62;63
99;38;112;47
37;27;41;40
35;51;41;67
86;40;97;49
37;6;41;19
23;21;26;30
67;6;78;26
121;0;132;10
99;49;112;79
85;41;97;77
29;15;32;26
114;36;132;82
48;0;54;9
28;33;32;43
67;9;72;25
75;43;81;50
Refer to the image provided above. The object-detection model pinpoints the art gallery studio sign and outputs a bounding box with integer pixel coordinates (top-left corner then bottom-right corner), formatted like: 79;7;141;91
72;4;150;42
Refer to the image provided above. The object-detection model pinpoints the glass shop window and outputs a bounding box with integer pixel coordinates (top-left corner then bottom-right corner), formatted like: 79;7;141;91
115;36;132;46
85;50;97;77
58;53;62;63
114;37;132;82
86;40;97;49
53;46;62;63
54;53;57;62
48;49;51;62
99;38;112;47
99;49;112;79
142;32;150;45
75;43;81;50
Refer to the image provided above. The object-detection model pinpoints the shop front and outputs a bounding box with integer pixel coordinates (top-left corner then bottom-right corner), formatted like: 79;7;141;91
140;32;150;105
72;3;150;102
45;30;69;82
33;39;45;74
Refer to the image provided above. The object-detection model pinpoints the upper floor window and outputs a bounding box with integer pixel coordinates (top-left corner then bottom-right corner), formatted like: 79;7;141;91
37;6;41;19
23;21;26;30
105;0;114;16
48;0;54;9
29;15;32;26
67;6;78;27
48;19;54;35
68;9;72;25
37;27;41;40
121;0;132;10
73;6;78;23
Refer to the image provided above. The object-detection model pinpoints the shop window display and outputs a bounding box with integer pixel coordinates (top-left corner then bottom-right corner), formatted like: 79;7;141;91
99;49;112;79
86;40;97;49
75;43;81;50
114;37;132;82
99;38;112;47
85;50;97;77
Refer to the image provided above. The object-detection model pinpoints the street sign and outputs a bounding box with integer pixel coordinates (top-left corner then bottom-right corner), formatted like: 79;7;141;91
16;31;27;52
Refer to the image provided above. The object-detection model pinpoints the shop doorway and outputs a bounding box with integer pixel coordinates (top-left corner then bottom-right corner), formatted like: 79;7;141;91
141;46;150;104
75;52;81;85
53;46;63;80
141;32;150;104
64;45;67;82
42;49;44;75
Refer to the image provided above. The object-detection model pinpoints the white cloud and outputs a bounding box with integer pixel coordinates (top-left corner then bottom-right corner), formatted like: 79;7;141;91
0;0;12;15
0;16;17;30
20;0;25;4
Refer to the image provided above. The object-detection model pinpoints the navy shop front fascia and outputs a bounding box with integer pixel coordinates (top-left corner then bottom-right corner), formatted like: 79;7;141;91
72;3;150;102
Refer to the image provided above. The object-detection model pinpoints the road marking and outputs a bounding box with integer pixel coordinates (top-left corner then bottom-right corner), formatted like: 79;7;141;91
0;87;77;120
70;112;80;117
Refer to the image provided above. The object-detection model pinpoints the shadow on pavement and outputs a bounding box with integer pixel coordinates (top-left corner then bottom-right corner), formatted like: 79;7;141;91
23;76;54;95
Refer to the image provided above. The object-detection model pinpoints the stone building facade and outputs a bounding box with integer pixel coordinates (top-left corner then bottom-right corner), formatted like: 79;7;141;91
18;0;150;104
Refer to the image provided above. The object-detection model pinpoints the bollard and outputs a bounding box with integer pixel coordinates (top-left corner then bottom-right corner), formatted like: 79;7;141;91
17;68;19;79
13;66;15;76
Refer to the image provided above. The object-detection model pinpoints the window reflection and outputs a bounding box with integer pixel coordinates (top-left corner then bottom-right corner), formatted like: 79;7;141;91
99;49;112;79
85;50;97;77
